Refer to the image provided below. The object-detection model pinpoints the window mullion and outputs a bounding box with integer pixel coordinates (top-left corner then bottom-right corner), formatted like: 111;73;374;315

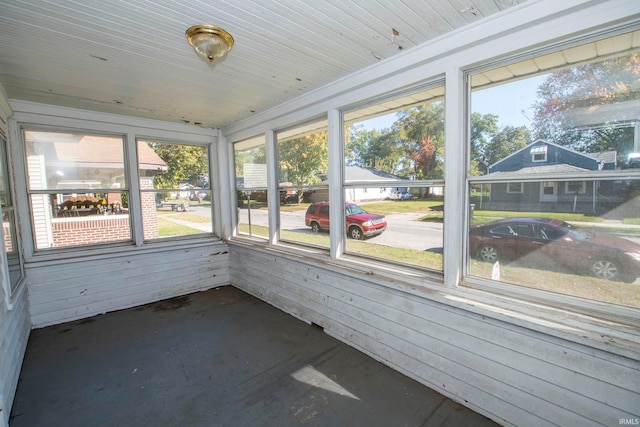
328;108;344;259
126;132;143;246
443;67;466;288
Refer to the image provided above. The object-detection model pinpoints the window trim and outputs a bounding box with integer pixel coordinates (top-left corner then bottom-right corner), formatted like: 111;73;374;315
506;182;523;193
565;181;586;194
10;105;218;259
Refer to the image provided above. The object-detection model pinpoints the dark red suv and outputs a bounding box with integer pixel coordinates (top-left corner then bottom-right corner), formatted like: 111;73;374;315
305;202;387;240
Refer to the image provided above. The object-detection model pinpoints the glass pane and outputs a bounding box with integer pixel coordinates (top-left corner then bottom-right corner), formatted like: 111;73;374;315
3;209;21;290
32;192;131;249
235;136;268;239
345;86;445;181
342;86;445;271
137;140;211;240
144;190;212;239
470;32;640;177
277;120;329;248
25;131;127;190
469;178;640;308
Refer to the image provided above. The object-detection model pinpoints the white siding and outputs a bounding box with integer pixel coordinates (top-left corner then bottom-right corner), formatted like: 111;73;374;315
26;155;52;250
229;243;640;427
0;286;30;427
27;242;230;327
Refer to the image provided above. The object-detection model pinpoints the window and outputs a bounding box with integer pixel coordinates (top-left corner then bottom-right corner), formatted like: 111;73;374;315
565;181;586;194
468;29;640;308
506;183;523;193
137;140;211;240
343;84;445;271
276;119;329;248
530;145;547;162
0;133;23;295
24;130;131;249
234;135;268;239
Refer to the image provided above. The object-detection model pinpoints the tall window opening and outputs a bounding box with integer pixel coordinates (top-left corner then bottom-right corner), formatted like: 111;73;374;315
234;135;269;239
276;119;329;248
468;30;640;308
24;130;131;249
0;132;23;294
137;140;211;240
343;84;445;271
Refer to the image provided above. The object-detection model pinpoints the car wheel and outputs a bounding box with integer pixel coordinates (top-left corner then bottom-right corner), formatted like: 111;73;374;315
311;222;321;233
478;244;499;263
349;226;363;240
590;259;620;281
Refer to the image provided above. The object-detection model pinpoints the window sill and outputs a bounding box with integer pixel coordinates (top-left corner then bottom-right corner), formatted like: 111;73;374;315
25;235;226;267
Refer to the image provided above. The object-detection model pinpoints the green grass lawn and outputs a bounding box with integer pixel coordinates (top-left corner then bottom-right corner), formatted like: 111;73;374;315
157;217;203;236
238;221;637;308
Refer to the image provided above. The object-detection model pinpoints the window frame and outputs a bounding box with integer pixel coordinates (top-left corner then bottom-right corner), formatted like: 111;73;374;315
274;117;330;249
23;129;133;251
10;108;218;260
464;26;640;321
136;138;214;242
506;182;523;193
0;131;25;307
565;181;587;194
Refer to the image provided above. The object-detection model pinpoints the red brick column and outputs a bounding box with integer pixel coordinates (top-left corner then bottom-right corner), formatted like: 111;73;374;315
140;177;159;239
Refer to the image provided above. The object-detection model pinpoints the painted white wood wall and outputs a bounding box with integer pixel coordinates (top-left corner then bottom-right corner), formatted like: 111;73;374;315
26;242;230;328
229;243;639;427
0;288;29;427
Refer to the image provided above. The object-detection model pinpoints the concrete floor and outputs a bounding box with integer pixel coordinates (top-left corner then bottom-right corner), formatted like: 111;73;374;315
10;286;499;427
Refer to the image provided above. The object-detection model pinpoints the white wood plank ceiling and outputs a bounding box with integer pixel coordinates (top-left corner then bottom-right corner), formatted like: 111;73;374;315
0;0;528;129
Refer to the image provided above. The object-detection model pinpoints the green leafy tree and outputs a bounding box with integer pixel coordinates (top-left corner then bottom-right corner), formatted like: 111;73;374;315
532;53;639;160
483;125;531;167
346;126;406;174
278;131;328;201
469;112;501;175
395;102;445;179
148;143;208;189
235;146;266;177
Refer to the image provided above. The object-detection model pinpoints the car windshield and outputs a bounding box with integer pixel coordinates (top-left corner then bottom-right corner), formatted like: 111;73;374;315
558;221;592;240
345;205;365;215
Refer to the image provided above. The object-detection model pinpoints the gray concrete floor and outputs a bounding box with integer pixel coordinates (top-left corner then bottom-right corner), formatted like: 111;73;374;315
10;286;499;427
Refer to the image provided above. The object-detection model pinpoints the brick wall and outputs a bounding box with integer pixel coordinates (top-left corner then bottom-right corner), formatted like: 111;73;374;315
52;216;131;248
3;222;12;252
50;178;160;248
140;177;159;240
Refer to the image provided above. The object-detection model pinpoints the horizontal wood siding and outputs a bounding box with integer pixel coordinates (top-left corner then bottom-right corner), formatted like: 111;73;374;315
27;243;230;327
229;243;640;427
0;289;30;426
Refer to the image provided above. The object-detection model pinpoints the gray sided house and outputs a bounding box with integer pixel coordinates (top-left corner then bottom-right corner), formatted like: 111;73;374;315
485;140;617;213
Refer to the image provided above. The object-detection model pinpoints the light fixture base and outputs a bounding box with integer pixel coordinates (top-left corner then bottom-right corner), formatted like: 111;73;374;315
186;25;234;67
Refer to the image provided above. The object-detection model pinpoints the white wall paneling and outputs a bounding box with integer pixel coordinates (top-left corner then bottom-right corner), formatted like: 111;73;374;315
27;242;230;328
0;287;30;426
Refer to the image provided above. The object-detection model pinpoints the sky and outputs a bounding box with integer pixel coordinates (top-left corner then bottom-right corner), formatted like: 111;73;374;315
358;74;547;131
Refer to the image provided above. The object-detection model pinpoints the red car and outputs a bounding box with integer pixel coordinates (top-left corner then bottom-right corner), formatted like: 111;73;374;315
305;202;387;240
469;217;640;282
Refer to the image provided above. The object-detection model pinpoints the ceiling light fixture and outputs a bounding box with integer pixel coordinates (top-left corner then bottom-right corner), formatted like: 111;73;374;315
185;24;234;68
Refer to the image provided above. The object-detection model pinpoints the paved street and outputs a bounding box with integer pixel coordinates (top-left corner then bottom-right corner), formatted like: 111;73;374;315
238;207;443;252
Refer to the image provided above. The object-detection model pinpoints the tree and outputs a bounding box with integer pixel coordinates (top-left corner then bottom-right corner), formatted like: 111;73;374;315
395;102;445;179
235;146;266;178
148;143;208;189
483;125;531;167
278;131;328;201
532;53;640;159
346;126;406;174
